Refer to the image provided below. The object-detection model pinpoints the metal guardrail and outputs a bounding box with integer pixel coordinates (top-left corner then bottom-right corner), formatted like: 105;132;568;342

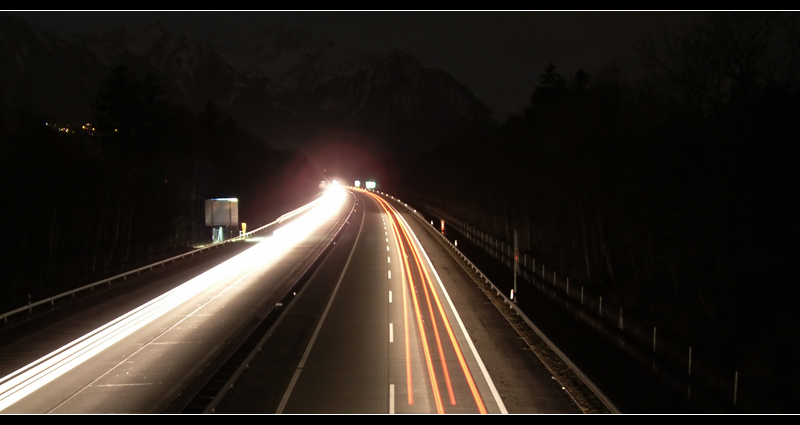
373;190;621;414
0;195;326;325
425;206;743;414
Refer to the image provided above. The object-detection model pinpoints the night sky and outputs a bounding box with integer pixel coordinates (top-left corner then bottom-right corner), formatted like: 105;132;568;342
3;11;700;121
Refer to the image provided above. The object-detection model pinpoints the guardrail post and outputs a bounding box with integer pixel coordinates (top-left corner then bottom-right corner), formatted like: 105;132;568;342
688;346;692;399
652;326;657;372
652;327;657;353
522;254;526;279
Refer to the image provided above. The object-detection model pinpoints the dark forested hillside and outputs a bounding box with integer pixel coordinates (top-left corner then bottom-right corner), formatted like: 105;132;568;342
394;12;800;412
0;65;319;312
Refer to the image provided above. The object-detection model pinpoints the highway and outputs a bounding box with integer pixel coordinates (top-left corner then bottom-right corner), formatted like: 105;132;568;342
0;186;580;414
213;188;579;414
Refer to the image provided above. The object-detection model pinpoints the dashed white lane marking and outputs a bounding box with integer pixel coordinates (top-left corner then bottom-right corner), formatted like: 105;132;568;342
389;291;392;303
389;384;395;414
389;323;394;343
387;256;390;263
388;270;391;279
386;246;389;251
386;238;389;242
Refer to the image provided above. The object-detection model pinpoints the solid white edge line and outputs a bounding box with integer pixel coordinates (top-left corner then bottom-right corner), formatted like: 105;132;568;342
275;192;366;414
395;210;509;414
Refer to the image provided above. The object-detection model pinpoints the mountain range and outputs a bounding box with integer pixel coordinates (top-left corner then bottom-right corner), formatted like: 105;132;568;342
0;16;495;157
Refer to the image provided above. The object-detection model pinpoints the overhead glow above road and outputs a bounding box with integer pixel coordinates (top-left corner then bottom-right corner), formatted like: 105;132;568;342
0;186;348;412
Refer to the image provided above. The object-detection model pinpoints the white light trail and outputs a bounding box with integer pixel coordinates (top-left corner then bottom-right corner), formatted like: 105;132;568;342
0;187;347;412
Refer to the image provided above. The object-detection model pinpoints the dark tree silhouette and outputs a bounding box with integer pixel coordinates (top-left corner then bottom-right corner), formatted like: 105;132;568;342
532;63;567;102
572;68;591;94
92;65;165;156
